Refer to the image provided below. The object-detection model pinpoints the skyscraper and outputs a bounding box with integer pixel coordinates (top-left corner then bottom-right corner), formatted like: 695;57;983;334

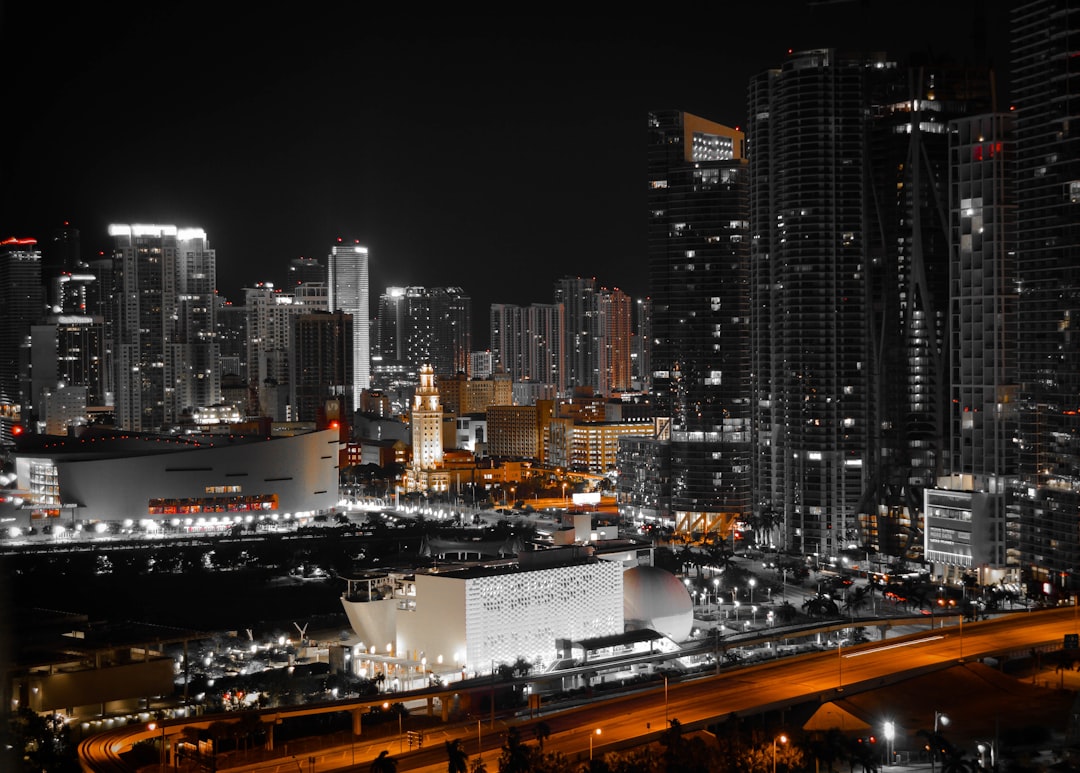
291;311;353;424
110;224;221;431
554;276;596;394
174;228;220;416
921;111;1016;587
375;286;471;378
748;53;872;559
1010;0;1080;591
647;111;751;537
111;224;176;432
328;239;370;406
0;237;43;443
489;302;563;391
747;46;995;562
594;287;633;397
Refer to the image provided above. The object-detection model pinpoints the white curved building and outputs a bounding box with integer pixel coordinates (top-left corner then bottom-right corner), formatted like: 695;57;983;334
13;427;341;525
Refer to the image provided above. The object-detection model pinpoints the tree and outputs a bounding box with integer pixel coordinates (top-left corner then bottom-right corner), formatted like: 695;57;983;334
533;721;552;751
802;592;839;618
445;738;469;773
498;726;534;773
370;749;398;773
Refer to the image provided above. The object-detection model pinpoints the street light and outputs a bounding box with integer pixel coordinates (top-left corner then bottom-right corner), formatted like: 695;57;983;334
383;701;403;753
147;722;165;771
883;721;894;767
773;733;788;773
749;577;757;607
930;711;949;773
976;739;996;771
712;578;720;613
590;728;602;760
663;674;669;724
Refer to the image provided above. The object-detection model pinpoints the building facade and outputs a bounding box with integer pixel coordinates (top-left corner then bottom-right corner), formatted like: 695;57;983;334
328;240;371;404
1010;0;1080;595
647;111;751;538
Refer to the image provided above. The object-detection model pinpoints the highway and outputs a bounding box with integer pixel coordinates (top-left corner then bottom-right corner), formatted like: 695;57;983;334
79;605;1080;772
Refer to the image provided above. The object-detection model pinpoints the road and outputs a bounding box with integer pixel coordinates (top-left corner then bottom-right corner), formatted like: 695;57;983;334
79;605;1080;772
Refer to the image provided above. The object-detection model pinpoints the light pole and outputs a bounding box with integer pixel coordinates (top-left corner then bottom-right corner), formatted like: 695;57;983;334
749;577;757;607
712;578;720;614
383;701;403;754
663;674;669;724
883;721;894;767
773;733;787;773
147;722;165;771
837;639;844;691
930;711;949;773
590;728;602;760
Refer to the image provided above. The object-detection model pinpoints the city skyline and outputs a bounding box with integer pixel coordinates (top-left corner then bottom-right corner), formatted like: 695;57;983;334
3;3;1009;330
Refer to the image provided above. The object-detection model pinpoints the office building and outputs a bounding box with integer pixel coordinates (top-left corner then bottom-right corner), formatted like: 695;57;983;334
328;240;371;405
647;111;751;538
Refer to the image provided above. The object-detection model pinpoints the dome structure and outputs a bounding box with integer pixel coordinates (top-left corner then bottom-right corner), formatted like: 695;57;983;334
623;565;693;642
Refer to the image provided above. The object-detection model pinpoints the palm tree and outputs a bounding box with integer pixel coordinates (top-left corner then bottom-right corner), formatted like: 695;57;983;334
370;749;397;773
532;721;551;751
498;726;533;773
802;592;839;618
445;738;468;773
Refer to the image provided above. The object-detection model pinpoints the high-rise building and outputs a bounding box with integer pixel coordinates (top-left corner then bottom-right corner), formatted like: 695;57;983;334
0;237;43;442
647;111;751;538
749;49;995;563
595;287;633;397
376;286;471;378
288;256;325;286
634;297;652;392
109;224;220;431
290;311;353;424
244;282;326;420
30;315;107;414
921;113;1018;586
748;53;874;560
1010;0;1080;593
110;224;176;432
489;302;563;391
554;276;596;393
328;240;370;405
174;228;220;416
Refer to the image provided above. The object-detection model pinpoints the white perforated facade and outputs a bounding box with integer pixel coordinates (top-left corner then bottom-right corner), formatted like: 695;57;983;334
379;556;624;675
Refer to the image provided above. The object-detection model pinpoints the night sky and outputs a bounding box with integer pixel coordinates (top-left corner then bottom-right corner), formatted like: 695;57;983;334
3;3;1010;346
